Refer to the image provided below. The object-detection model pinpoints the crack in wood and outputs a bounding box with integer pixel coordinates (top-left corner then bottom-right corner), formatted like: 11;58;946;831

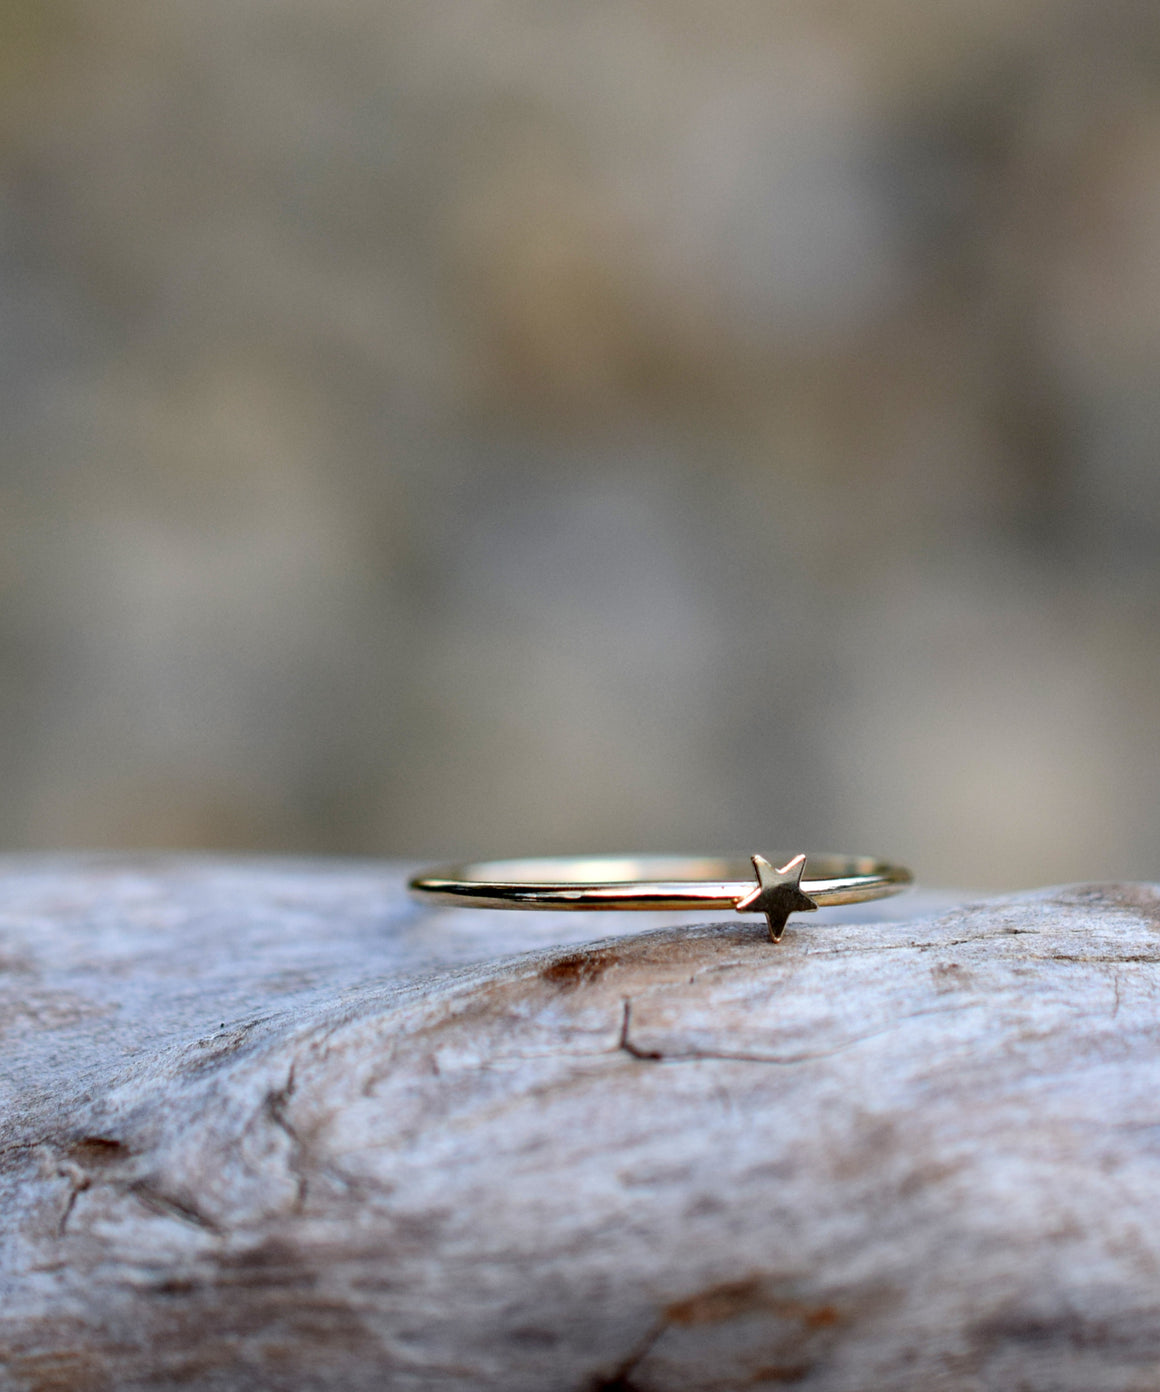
588;1317;666;1392
128;1179;222;1234
266;1063;310;1212
57;1171;90;1237
617;998;976;1067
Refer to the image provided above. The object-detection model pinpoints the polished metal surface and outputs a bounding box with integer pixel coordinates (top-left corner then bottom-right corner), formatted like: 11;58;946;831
410;853;913;943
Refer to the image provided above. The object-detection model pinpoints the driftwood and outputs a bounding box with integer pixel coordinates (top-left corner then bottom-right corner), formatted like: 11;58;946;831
2;857;1160;1391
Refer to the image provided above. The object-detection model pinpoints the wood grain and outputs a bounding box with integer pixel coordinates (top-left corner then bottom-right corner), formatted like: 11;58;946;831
2;857;1159;1391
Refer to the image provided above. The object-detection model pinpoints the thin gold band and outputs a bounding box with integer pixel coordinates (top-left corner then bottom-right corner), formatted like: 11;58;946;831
409;853;912;942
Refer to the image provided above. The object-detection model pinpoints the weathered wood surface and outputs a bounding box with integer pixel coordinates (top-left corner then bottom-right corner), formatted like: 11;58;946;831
2;858;1160;1392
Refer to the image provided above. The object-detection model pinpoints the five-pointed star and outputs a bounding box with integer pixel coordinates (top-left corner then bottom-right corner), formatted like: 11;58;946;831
735;853;818;942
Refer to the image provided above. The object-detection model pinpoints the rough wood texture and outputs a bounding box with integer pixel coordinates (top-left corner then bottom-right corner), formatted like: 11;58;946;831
2;857;1159;1391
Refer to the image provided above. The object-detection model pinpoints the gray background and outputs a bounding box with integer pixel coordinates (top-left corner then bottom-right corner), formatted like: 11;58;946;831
0;0;1157;889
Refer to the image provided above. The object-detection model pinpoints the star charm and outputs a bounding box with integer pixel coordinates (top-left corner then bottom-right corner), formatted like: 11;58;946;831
735;853;818;942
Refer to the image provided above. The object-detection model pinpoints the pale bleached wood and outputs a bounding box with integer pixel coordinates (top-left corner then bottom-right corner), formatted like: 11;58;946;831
1;857;1159;1391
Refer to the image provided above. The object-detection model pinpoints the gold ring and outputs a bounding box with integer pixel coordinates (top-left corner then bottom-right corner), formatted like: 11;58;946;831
409;853;913;943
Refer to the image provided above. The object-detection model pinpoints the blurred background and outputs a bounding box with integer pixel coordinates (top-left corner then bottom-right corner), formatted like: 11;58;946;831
0;0;1157;889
